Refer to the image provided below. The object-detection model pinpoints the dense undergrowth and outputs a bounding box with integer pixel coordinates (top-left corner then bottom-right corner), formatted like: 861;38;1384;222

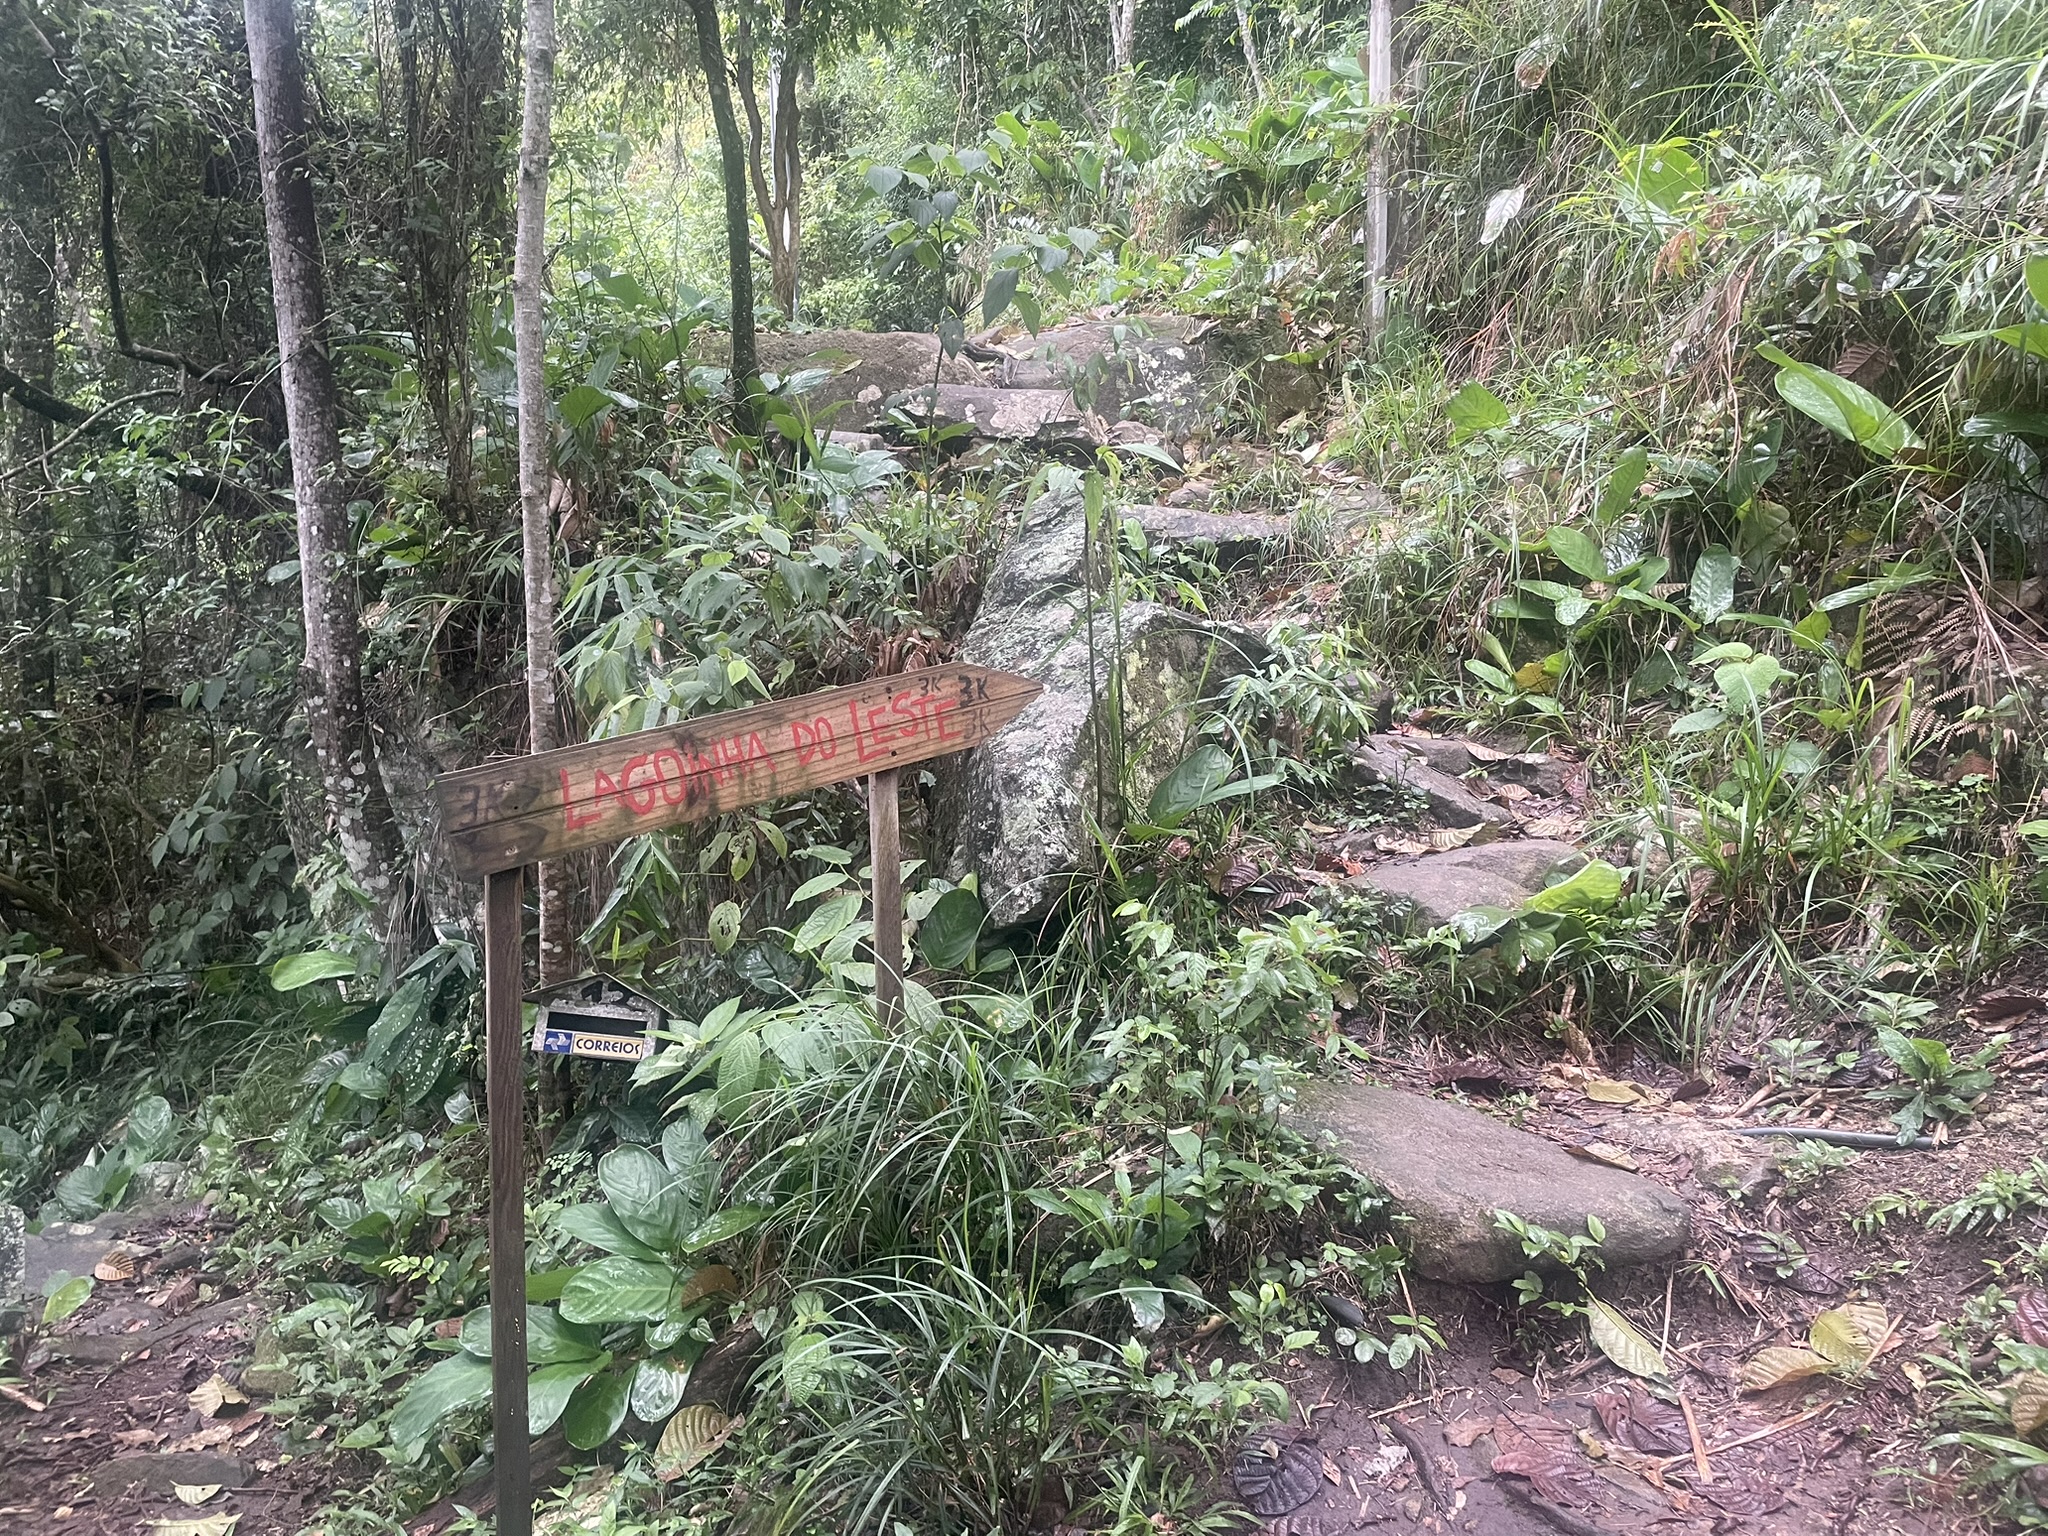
5;0;2048;1527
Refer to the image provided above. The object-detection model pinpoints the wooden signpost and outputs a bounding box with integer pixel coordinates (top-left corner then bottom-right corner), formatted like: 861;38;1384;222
430;662;1039;1536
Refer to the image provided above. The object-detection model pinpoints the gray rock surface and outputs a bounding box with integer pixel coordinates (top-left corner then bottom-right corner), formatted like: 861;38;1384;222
91;1451;251;1494
1127;505;1292;567
996;317;1215;437
1366;733;1568;799
699;330;986;427
1295;1082;1690;1282
0;1204;22;1303
1608;1115;1780;1199
1348;740;1515;829
22;1208;147;1296
1348;840;1586;928
944;489;1263;925
898;383;1084;440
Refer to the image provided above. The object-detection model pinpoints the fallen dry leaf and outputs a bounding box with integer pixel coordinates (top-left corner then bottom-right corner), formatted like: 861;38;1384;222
111;1427;164;1448
1583;1077;1644;1105
1567;1141;1639;1171
1444;1415;1495;1447
173;1484;222;1506
1971;987;2040;1021
2015;1288;2048;1348
2007;1371;2048;1438
189;1376;248;1419
93;1250;138;1284
1738;1345;1833;1392
1591;1386;1690;1456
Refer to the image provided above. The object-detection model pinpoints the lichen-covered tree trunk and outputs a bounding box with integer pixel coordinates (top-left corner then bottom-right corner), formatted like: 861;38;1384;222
1109;0;1135;70
513;0;572;988
245;0;407;935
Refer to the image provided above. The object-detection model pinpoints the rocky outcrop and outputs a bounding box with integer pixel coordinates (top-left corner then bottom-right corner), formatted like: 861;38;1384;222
697;330;987;428
1348;840;1587;928
1295;1082;1690;1283
944;489;1263;926
1126;505;1293;567
994;317;1216;438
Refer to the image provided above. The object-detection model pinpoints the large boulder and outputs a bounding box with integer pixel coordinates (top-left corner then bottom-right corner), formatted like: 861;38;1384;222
995;317;1215;438
1295;1082;1690;1282
698;330;987;428
943;490;1263;926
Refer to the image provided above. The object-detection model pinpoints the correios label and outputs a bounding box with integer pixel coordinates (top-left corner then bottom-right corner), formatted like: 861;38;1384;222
535;1028;653;1061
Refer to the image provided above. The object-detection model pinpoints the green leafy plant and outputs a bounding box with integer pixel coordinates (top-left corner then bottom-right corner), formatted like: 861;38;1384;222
1870;1027;2004;1141
1930;1161;2048;1236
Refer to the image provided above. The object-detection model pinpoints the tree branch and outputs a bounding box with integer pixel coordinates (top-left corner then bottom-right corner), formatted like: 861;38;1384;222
0;870;139;972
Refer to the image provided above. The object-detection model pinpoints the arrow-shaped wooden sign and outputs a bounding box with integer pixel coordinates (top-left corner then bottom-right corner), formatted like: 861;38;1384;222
433;663;1041;877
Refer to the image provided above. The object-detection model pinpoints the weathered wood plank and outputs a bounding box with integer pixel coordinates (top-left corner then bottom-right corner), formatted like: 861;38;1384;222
432;664;1041;877
483;867;531;1536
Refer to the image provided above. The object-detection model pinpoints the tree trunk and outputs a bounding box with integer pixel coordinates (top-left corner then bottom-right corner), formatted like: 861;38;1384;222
737;0;803;321
1364;0;1393;340
513;0;571;988
1235;0;1265;97
1109;0;1135;71
244;0;408;937
685;0;760;431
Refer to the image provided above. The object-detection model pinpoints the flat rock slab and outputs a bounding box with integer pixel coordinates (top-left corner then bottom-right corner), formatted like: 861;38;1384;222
1348;839;1585;928
1296;1083;1689;1282
1348;741;1514;829
1367;733;1568;799
91;1450;251;1495
897;383;1083;439
1127;505;1292;566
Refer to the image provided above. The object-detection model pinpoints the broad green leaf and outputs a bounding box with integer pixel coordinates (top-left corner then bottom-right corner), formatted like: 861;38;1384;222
782;1331;832;1406
600;1145;686;1250
555;1203;664;1262
715;1029;763;1119
459;1304;603;1364
662;1120;719;1221
708;901;741;955
557;384;614;428
1145;744;1236;830
1597;447;1650;524
1446;905;1516;945
1689;548;1738;623
1553;593;1592;627
269;950;355;991
982;265;1021;324
1545;526;1608;581
2028;254;2048;312
681;1203;773;1253
1615;140;1704;216
1446;382;1509;443
1521;860;1624;915
122;1095;175;1160
917;886;986;971
1587;1299;1667;1378
794;891;861;954
789;871;848;903
42;1273;93;1325
389;1350;494;1461
1630;649;1678;695
562;1365;633;1450
559;1256;677;1324
363;975;433;1067
864;163;904;195
1757;343;1920;459
1940;325;2048;361
528;1357;607;1436
631;1357;691;1424
1714;655;1784;712
525;1267;580;1304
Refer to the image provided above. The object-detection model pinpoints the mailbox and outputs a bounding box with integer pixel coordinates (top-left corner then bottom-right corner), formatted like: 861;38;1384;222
526;973;664;1062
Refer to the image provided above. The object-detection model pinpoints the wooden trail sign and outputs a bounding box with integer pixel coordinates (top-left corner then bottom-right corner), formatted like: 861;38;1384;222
433;664;1042;877
434;662;1039;1536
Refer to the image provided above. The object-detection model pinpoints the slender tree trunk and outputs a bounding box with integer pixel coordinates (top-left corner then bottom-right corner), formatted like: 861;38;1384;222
3;213;62;865
245;0;408;934
1364;0;1392;340
1109;0;1135;71
737;0;803;321
1235;0;1265;97
513;0;571;987
685;0;760;430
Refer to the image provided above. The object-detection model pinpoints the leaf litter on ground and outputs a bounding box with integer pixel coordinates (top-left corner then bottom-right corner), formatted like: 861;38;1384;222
1738;1301;1890;1391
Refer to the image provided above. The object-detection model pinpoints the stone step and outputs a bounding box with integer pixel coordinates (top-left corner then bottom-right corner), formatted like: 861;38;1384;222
1293;1081;1689;1283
